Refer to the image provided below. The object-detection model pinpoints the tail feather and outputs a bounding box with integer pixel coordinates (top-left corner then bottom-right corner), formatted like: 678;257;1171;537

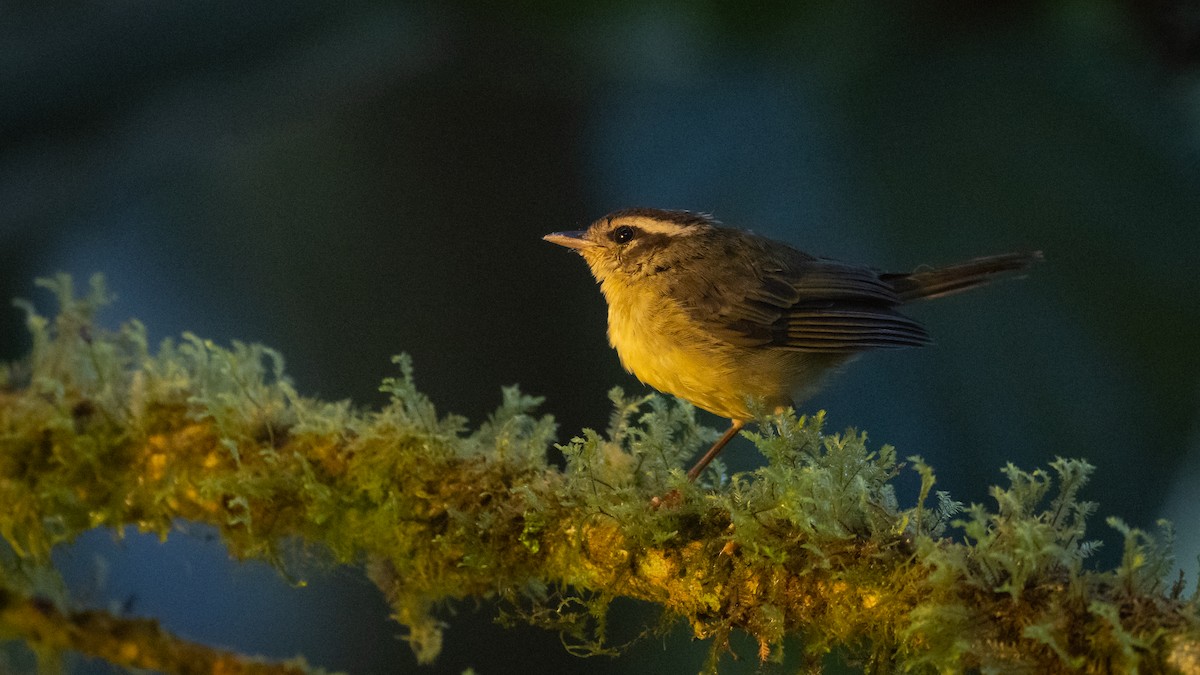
884;251;1043;302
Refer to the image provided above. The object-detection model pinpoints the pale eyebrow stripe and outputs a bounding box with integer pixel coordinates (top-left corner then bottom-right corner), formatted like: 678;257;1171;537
626;219;697;237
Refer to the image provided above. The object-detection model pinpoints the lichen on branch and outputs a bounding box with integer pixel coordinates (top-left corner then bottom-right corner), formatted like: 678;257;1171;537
0;274;1197;674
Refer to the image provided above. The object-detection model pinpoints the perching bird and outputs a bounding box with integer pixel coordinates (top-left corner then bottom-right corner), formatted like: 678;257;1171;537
545;208;1040;481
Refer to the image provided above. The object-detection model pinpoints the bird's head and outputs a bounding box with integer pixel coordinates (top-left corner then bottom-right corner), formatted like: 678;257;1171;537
543;208;717;283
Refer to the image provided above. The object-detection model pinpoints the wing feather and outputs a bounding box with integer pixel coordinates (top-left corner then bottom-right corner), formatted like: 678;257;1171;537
685;233;928;353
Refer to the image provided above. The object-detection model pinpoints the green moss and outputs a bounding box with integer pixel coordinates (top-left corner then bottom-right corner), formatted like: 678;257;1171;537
0;274;1198;674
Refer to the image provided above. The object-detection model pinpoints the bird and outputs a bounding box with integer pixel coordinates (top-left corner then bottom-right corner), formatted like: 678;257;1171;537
544;208;1041;482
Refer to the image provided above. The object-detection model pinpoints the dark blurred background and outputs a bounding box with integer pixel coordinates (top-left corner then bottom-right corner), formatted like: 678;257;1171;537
2;1;1199;673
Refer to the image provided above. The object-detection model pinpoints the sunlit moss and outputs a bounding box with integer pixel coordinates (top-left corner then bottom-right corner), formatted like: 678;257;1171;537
0;274;1197;673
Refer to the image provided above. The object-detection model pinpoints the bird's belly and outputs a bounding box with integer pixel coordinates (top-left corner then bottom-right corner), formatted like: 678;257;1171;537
606;302;802;420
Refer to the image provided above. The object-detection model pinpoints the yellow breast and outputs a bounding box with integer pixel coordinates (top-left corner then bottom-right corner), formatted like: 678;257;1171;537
599;278;799;420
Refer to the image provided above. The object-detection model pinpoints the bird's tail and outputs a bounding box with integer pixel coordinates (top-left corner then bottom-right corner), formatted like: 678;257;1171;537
884;251;1044;302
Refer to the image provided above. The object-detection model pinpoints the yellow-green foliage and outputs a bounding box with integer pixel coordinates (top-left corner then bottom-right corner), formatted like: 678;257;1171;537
0;274;1198;674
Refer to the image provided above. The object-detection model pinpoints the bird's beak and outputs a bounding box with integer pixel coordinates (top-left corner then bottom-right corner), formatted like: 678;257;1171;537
543;230;593;250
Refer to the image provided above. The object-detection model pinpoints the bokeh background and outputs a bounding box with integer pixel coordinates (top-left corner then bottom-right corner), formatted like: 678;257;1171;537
2;2;1199;673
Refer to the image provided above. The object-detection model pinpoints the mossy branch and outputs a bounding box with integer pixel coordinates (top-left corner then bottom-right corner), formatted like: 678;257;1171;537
0;585;313;675
0;274;1198;673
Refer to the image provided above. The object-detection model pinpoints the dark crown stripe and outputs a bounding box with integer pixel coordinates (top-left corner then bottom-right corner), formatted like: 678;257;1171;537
606;208;718;228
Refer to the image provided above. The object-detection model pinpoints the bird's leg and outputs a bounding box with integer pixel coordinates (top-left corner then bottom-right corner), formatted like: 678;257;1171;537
686;419;746;482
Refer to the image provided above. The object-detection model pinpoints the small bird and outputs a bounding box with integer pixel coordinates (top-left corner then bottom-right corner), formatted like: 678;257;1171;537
545;208;1040;481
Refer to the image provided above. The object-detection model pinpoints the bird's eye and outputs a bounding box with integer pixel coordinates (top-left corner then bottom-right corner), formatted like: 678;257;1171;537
612;225;636;244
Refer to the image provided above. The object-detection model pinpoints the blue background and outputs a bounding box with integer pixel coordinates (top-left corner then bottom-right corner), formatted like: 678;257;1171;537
2;2;1198;673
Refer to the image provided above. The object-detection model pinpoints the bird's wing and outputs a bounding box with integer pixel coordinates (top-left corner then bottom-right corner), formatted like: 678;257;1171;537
692;252;931;354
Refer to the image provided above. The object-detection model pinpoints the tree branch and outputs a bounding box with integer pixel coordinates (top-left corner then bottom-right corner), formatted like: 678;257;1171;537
0;587;312;674
0;274;1197;673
